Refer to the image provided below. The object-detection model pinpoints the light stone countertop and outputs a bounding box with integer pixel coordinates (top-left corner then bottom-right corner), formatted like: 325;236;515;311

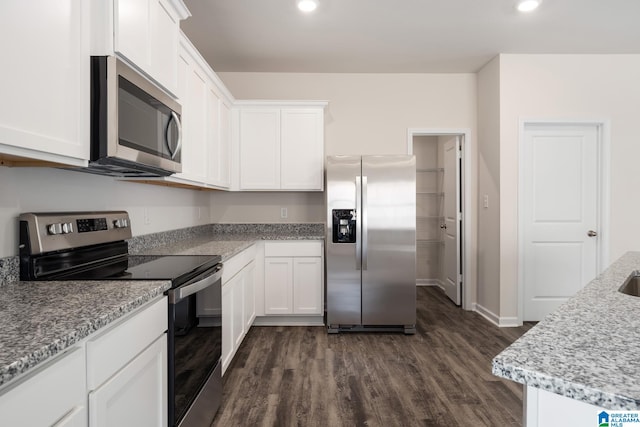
492;251;640;410
139;231;325;259
0;225;325;389
0;279;170;387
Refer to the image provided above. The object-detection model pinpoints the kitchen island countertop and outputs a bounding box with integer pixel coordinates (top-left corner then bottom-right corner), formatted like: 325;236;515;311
492;251;640;410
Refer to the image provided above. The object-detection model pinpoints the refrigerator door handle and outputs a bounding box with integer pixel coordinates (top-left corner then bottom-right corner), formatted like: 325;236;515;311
355;176;362;270
362;175;368;270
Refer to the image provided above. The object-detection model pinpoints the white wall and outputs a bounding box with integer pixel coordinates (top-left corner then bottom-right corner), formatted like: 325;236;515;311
483;54;640;321
476;56;502;318
215;72;477;223
210;191;324;223
0;167;210;258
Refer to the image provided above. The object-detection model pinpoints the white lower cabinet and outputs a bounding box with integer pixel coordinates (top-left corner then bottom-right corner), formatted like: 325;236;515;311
524;386;607;427
0;346;87;427
221;278;234;372
264;241;323;316
264;258;293;314
54;406;87;427
0;296;167;427
88;335;167;427
87;297;168;427
199;244;256;375
293;258;323;315
221;261;255;374
243;261;256;330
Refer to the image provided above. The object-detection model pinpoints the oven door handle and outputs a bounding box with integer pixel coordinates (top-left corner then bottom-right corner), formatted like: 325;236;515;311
169;264;223;304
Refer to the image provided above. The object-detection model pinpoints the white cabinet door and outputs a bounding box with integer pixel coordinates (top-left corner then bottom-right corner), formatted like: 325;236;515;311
210;99;232;188
281;109;324;190
219;101;232;188
243;261;256;330
54;406;87;427
239;109;281;189
0;347;86;427
264;258;293;314
114;0;149;69
113;0;182;94
207;85;232;188
221;280;234;372
89;335;168;427
230;273;245;349
293;258;323;315
175;51;208;183
149;0;179;94
0;0;89;165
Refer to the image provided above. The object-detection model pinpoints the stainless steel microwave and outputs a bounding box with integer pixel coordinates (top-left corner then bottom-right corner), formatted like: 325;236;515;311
88;56;182;177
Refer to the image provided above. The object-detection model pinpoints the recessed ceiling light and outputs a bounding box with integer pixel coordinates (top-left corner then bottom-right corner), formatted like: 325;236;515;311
297;0;318;13
516;0;542;12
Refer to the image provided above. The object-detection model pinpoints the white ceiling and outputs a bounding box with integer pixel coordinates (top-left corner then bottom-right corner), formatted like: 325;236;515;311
180;0;640;73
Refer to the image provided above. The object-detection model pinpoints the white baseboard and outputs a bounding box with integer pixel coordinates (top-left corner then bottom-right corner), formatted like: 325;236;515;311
252;315;325;327
416;279;443;287
474;304;522;327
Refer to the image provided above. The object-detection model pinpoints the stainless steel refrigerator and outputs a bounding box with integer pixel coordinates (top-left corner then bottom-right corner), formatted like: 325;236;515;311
326;155;416;334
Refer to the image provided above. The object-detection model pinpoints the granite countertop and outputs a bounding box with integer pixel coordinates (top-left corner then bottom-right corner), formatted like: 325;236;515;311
0;223;324;389
493;251;640;410
0;279;170;387
139;230;325;259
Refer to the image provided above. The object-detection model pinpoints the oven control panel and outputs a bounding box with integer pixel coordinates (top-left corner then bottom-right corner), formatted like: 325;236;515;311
19;211;132;255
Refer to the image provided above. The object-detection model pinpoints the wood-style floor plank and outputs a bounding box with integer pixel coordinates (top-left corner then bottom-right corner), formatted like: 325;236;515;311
213;286;534;427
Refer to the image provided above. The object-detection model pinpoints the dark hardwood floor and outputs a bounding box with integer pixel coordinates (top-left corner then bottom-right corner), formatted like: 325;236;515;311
213;286;534;427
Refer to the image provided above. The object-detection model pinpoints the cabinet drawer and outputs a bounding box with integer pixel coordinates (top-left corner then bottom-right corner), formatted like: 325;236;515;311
223;244;256;284
87;297;167;390
264;241;322;257
0;346;85;426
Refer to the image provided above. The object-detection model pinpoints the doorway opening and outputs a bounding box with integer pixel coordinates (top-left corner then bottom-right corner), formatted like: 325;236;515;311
408;129;472;310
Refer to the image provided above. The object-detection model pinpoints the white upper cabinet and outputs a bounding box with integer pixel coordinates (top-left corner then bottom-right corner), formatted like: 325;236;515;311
175;47;208;183
281;109;325;190
235;102;327;191
164;34;232;189
0;0;90;166
207;89;232;188
92;0;190;95
239;108;282;190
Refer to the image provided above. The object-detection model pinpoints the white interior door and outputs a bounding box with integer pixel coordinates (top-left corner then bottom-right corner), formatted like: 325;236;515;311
523;123;599;321
442;137;461;305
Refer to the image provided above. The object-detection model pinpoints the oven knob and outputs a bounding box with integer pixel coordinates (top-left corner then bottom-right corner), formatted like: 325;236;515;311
113;219;125;229
47;223;63;235
62;222;73;234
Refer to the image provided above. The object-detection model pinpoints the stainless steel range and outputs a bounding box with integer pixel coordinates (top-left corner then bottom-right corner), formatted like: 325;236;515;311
19;211;223;427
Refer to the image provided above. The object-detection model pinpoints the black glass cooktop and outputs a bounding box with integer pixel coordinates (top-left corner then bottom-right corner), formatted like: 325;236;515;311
53;254;221;285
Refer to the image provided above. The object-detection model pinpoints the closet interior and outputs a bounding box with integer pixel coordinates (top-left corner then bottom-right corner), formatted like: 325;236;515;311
413;136;444;286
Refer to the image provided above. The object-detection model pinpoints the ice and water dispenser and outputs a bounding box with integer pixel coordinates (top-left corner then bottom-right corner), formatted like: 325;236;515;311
332;209;356;243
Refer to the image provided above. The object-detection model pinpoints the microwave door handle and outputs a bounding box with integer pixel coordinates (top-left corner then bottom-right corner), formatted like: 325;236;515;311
166;111;182;160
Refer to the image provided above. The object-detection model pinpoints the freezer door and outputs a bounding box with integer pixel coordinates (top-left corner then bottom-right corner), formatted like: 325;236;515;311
326;156;362;326
361;155;416;326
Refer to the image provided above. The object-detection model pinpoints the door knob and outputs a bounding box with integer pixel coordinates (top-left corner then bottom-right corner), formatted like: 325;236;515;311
587;230;598;237
440;224;447;229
